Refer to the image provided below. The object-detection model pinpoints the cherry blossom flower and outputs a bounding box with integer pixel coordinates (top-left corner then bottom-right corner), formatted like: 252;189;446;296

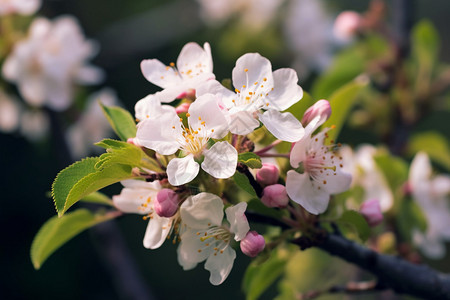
134;93;175;124
140;42;215;103
20;109;49;141
0;0;40;16
113;180;174;249
2;16;103;111
340;145;393;212
197;53;304;142
177;192;250;285
409;152;450;259
286;128;352;214
135;93;237;186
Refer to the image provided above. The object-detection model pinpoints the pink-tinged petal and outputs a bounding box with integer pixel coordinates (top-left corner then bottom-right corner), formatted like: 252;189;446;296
228;110;260;135
121;178;161;190
259;110;304;142
18;74;46;107
140;59;182;88
232;53;273;92
134;93;176;122
205;246;236;285
2;55;20;81
201;142;237;179
302;100;331;133
195;80;236;108
188;93;229;139
266;68;303;111
135;111;181;155
225;202;249;241
180;192;224;229
143;214;171;249
13;0;41;15
112;180;159;215
46;79;73;111
156;86;187;103
286;170;330;215
75;65;104;85
166;154;200;186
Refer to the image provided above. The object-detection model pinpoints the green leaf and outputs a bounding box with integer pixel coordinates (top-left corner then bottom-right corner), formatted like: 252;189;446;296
31;209;120;270
52;158;100;215
247;198;286;220
243;247;290;300
411;20;439;73
407;131;450;171
80;191;114;207
233;172;257;197
321;79;368;143
238;152;262;169
336;210;371;242
100;102;136;141
62;164;133;216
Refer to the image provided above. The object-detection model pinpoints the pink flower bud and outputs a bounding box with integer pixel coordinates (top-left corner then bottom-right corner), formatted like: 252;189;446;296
360;199;383;227
176;89;196;100
301;100;332;127
333;11;362;41
175;102;191;114
127;137;136;145
154;189;179;218
261;184;289;208
240;231;265;257
256;163;280;186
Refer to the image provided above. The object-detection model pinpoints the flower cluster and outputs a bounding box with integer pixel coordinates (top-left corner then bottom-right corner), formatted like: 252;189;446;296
112;42;353;284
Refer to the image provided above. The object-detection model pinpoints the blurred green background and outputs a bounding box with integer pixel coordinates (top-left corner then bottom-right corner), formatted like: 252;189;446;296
1;0;449;299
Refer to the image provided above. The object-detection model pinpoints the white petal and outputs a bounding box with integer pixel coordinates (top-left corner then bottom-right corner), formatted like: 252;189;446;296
13;0;41;15
143;215;171;249
232;53;273;92
121;178;161;190
195;80;236;109
166;154;200;186
112;182;158;215
135;111;181;155
266;68;303;111
18;75;46;107
180;192;224;229
259;110;304;142
188;93;229;139
286;170;330;215
228;110;260;135
177;42;214;75
409;152;432;189
46;80;73;111
140;59;182;88
134;93;176;122
321;169;352;195
225;202;249;241
205;246;236;285
201;142;237;179
177;229;212;269
289;135;310;168
75;65;104;85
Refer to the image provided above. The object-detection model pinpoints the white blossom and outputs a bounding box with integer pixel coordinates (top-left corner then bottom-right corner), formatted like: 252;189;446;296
135;93;236;186
2;16;103;111
177;192;249;285
113;180;174;249
140;42;215;103
409;152;450;259
0;0;40;16
197;52;304;142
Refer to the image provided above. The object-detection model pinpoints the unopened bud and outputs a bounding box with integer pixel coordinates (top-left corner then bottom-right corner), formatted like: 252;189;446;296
240;231;265;257
256;163;279;186
176;89;196;100
360;199;383;227
302;100;331;127
261;184;289;208
175;102;191;114
154;189;179;218
333;11;362;41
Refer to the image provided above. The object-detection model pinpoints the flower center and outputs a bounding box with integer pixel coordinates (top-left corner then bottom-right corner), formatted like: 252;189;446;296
173;116;211;156
196;226;232;256
231;69;273;109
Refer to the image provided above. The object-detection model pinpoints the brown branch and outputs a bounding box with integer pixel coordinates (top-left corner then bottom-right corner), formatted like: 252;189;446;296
316;233;450;299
